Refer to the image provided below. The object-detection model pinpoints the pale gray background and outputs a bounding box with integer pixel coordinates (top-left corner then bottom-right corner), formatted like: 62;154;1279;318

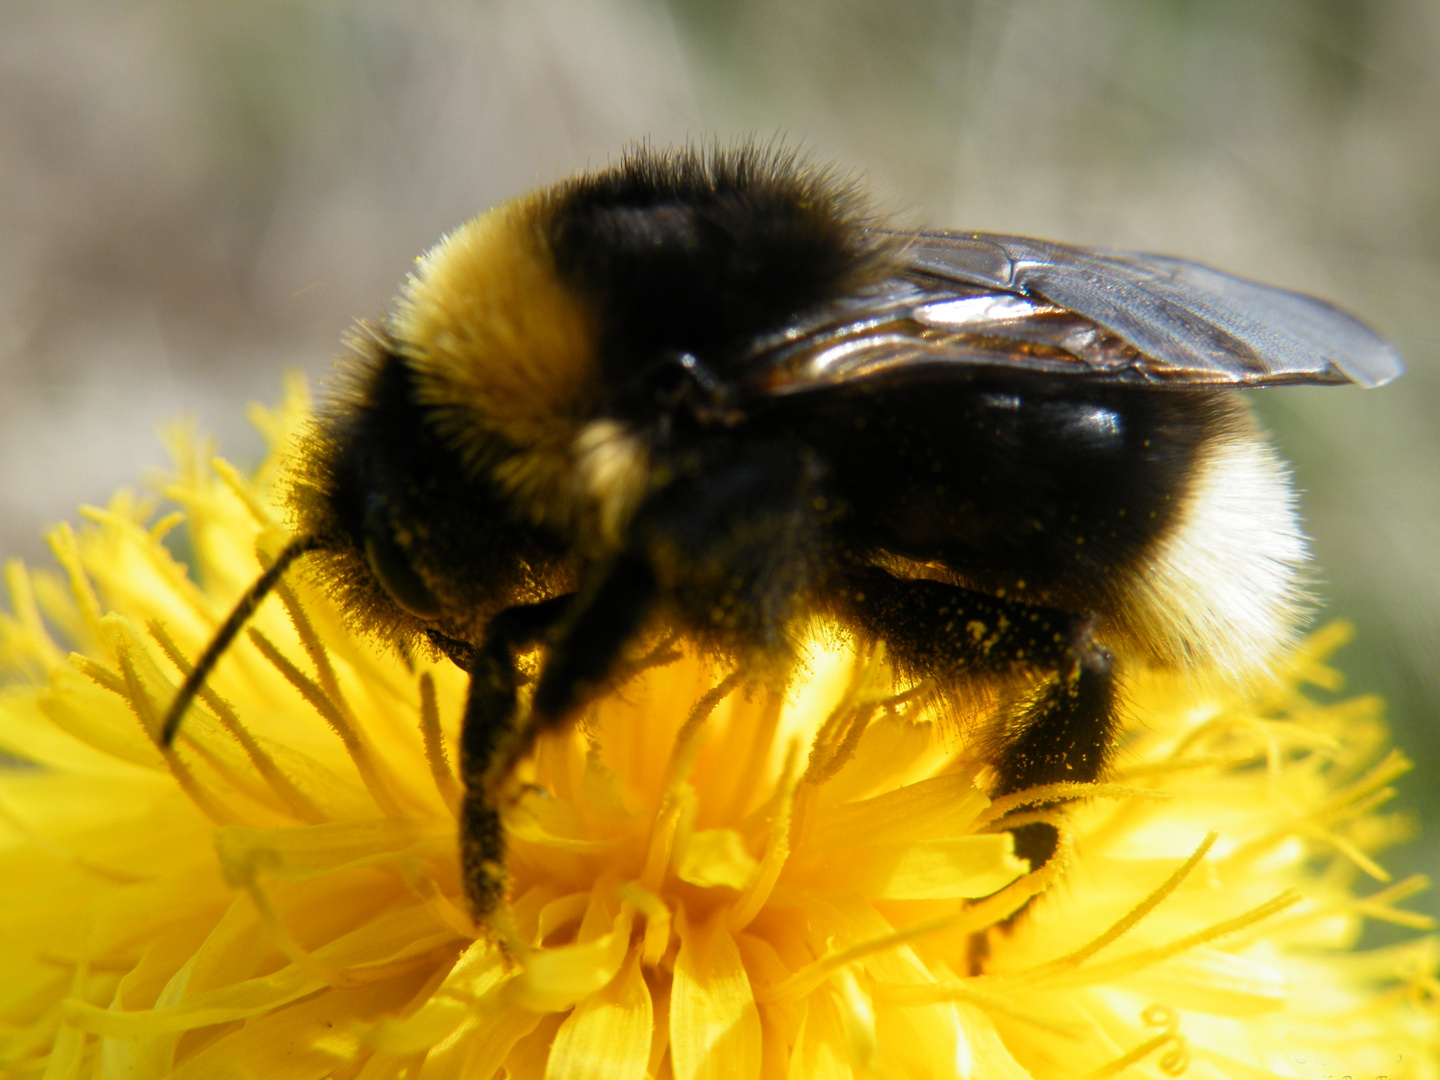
3;0;1436;930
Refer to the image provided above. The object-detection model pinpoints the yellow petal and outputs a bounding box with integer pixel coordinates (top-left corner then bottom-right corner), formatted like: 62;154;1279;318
0;686;136;775
366;942;512;1055
671;910;762;1080
457;1006;545;1080
1118;946;1288;1015
213;819;453;883
787;834;1026;900
545;952;653;1080
787;991;853;1080
678;828;760;891
508;904;635;1013
168;970;435;1080
805;772;991;850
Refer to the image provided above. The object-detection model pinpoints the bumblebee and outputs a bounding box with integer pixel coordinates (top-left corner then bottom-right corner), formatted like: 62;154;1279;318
161;144;1403;918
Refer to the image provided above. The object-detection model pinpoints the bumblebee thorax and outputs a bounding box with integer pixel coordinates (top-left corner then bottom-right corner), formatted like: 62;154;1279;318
394;195;601;467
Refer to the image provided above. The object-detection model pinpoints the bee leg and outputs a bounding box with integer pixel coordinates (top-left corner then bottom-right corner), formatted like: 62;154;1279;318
835;569;1116;966
528;554;659;734
835;567;1117;866
990;621;1116;871
980;623;1114;969
459;557;659;917
458;594;574;917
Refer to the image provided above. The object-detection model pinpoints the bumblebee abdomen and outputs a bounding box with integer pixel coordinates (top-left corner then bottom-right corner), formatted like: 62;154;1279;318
808;378;1206;588
798;377;1304;677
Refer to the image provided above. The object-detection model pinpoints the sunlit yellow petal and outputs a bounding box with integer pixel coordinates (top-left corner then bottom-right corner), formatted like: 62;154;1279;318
677;828;760;890
545;952;652;1080
509;904;635;1013
672;912;763;1080
787;834;1025;900
787;989;852;1080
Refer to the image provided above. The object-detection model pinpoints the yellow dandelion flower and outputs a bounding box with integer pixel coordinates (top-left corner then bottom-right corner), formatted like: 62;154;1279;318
1;383;1436;1079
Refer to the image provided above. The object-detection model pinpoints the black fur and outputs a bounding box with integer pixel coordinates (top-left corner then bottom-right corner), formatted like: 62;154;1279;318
287;340;571;652
546;145;888;415
794;377;1225;616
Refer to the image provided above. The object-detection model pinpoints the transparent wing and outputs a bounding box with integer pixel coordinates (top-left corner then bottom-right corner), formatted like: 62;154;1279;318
899;232;1404;388
739;232;1403;397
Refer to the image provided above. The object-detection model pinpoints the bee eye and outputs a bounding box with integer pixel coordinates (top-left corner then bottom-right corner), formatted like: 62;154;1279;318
362;497;443;619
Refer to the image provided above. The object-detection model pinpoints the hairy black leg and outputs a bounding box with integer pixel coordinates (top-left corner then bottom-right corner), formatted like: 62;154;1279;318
833;566;1076;680
833;567;1118;866
459;557;660;917
979;627;1114;971
531;557;659;718
497;554;659;784
458;595;573;916
459;442;825;918
991;626;1116;870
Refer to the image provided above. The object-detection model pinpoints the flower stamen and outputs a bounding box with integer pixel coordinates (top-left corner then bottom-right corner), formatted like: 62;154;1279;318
148;617;329;823
727;737;801;932
1078;1004;1189;1080
1019;832;1220;980
419;671;463;814
247;626;404;817
1031;888;1303;991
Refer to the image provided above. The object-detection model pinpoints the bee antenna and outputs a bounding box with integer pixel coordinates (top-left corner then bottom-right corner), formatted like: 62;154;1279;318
159;534;324;747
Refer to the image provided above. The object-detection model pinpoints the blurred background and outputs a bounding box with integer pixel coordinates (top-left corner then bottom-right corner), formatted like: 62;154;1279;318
2;0;1436;928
